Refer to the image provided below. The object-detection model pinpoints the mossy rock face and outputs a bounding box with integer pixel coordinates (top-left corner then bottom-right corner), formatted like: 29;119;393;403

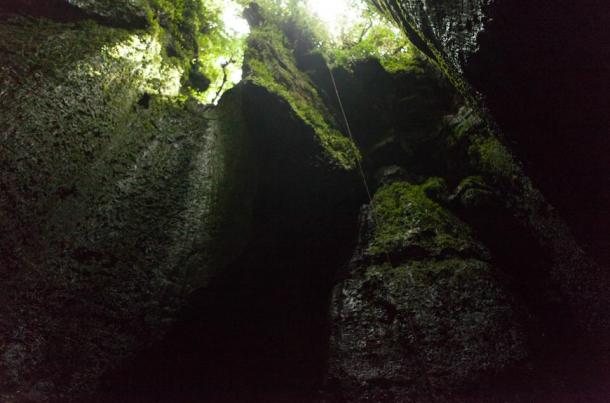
328;179;528;401
433;106;519;185
325;55;457;180
243;21;359;170
0;17;252;401
365;179;488;260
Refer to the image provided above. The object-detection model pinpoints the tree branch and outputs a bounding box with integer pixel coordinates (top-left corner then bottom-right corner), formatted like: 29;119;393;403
211;56;235;105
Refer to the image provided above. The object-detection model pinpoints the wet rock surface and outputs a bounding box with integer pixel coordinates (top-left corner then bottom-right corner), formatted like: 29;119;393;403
0;15;253;401
1;1;609;402
327;180;529;402
370;0;610;268
369;0;494;75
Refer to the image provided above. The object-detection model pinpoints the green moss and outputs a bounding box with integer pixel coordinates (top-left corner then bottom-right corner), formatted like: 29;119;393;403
421;176;449;201
456;175;487;189
451;176;499;211
144;0;206;89
244;24;359;169
443;107;523;187
368;179;484;257
445;106;484;144
470;136;521;181
145;0;202;53
0;16;202;277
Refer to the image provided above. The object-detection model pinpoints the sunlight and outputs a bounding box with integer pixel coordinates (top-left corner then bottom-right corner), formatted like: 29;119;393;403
306;0;365;39
221;0;250;37
197;0;248;104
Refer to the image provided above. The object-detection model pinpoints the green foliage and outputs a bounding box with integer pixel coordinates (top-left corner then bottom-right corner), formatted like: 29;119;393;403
327;6;415;72
148;0;205;45
239;0;416;72
238;0;329;49
139;0;248;103
238;0;314;23
195;15;248;103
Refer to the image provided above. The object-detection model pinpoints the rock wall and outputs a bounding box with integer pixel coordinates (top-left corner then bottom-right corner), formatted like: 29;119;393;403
0;1;608;402
93;12;366;400
369;0;493;80
328;179;528;402
328;1;610;399
369;0;610;267
0;15;252;402
323;54;610;400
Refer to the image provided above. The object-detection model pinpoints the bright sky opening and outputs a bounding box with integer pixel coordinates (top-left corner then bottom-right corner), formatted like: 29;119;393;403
198;0;248;104
221;0;250;37
306;0;365;40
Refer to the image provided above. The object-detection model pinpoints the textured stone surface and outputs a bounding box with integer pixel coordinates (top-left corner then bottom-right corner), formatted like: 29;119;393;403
328;181;528;401
441;106;610;342
370;0;493;75
0;0;148;26
370;0;610;272
0;17;252;402
1;1;608;401
369;0;610;356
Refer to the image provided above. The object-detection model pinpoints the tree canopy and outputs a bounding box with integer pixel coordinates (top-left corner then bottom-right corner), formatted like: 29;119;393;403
189;0;417;104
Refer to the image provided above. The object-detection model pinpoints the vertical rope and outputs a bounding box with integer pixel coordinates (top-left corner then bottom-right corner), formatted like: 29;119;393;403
327;64;394;268
328;65;374;204
329;64;436;390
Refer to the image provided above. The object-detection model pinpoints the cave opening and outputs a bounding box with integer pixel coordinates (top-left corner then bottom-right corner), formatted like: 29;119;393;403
1;0;609;402
94;2;428;401
191;0;410;104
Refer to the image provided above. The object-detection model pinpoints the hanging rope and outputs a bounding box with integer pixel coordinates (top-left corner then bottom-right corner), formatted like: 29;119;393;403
327;64;374;204
327;64;394;268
